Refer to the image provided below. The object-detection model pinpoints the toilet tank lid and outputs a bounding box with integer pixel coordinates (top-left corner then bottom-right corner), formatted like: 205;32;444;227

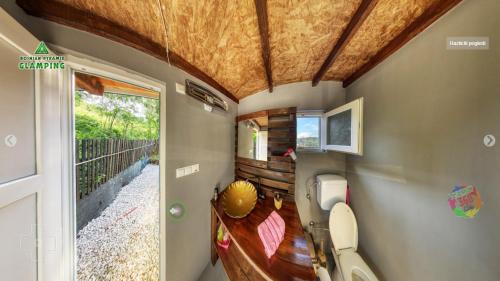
317;174;346;183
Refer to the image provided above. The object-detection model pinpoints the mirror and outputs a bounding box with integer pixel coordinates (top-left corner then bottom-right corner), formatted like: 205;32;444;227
237;116;268;161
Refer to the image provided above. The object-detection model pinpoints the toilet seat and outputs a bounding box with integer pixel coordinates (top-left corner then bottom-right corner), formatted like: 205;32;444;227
338;249;378;281
329;202;358;253
316;267;331;281
328;203;379;281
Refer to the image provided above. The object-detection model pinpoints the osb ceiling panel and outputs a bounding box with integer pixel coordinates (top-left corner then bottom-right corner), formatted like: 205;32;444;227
24;0;457;100
164;0;267;99
55;0;164;45
267;0;361;86
324;0;437;80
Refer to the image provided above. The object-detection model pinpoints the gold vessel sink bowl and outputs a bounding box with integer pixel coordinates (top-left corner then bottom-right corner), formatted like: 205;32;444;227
222;181;257;218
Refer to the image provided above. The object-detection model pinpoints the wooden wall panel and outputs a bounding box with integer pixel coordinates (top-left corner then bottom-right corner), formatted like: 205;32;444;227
237;164;295;183
235;107;297;196
236;157;267;169
268;107;297;116
236;171;292;191
237;110;268;122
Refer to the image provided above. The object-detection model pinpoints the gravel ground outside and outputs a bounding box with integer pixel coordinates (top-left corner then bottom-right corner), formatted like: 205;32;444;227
77;164;160;281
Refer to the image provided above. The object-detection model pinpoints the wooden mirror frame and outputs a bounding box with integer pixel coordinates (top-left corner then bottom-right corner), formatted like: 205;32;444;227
235;107;297;198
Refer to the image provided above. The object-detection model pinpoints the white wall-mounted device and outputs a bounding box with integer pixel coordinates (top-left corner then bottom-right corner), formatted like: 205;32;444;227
185;79;228;112
175;82;186;95
316;174;347;210
176;164;200;178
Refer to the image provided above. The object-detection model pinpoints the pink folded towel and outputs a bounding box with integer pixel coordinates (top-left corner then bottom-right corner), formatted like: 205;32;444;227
258;211;285;258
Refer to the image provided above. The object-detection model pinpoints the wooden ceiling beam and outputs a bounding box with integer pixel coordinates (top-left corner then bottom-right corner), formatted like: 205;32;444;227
343;0;463;88
312;0;378;86
16;0;239;103
254;0;273;92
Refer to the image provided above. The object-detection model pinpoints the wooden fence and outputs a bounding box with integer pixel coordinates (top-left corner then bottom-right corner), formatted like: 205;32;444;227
75;139;158;201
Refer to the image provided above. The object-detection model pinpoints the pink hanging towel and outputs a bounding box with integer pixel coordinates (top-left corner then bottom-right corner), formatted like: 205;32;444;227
257;211;286;258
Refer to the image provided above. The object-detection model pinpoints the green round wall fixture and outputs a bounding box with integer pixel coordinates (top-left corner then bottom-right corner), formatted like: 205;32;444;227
168;202;186;220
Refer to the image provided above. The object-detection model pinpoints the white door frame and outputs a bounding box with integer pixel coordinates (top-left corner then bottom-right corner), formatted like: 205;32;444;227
59;50;167;281
0;7;63;281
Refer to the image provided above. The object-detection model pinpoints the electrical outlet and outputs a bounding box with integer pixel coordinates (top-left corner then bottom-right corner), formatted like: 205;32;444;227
203;104;213;112
192;164;200;173
176;82;186;95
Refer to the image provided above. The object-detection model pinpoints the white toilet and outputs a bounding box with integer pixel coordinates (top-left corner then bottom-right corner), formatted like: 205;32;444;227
315;175;378;281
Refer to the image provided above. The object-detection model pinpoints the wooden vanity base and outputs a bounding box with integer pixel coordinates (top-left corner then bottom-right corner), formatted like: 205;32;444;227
211;196;316;281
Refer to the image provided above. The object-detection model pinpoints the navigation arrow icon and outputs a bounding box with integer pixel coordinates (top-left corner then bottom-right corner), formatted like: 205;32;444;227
484;134;496;147
4;134;17;148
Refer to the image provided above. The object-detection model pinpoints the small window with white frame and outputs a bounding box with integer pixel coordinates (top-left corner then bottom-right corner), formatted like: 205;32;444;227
297;111;323;151
296;98;364;155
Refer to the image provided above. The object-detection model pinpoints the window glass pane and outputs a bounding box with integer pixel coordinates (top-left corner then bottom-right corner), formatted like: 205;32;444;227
327;109;351;146
0;39;36;184
297;117;320;149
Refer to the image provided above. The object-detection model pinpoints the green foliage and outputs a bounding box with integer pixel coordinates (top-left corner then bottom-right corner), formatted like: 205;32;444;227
149;154;160;162
75;114;120;139
297;137;320;148
75;91;159;140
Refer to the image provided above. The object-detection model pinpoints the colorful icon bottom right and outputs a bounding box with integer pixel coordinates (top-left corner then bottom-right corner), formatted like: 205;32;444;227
448;185;482;218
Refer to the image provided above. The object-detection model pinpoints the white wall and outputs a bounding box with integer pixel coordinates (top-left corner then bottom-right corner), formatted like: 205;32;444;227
345;0;500;280
238;81;345;115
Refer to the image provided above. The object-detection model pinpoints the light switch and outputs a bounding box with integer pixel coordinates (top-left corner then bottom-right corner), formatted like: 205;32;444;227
176;167;185;178
176;83;186;95
176;164;199;178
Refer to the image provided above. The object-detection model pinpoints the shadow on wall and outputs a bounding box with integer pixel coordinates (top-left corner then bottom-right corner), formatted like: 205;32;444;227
343;1;500;280
197;260;229;281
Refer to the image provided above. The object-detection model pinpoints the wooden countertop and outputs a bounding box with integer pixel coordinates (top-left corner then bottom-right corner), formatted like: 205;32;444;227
211;196;316;281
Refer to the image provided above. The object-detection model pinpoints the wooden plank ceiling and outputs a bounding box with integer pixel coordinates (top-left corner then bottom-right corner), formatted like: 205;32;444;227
17;0;462;102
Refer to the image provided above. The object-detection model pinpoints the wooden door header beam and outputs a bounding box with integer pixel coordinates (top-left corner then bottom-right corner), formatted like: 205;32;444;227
343;0;463;88
16;0;239;103
75;72;104;96
312;0;378;86
254;0;273;92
